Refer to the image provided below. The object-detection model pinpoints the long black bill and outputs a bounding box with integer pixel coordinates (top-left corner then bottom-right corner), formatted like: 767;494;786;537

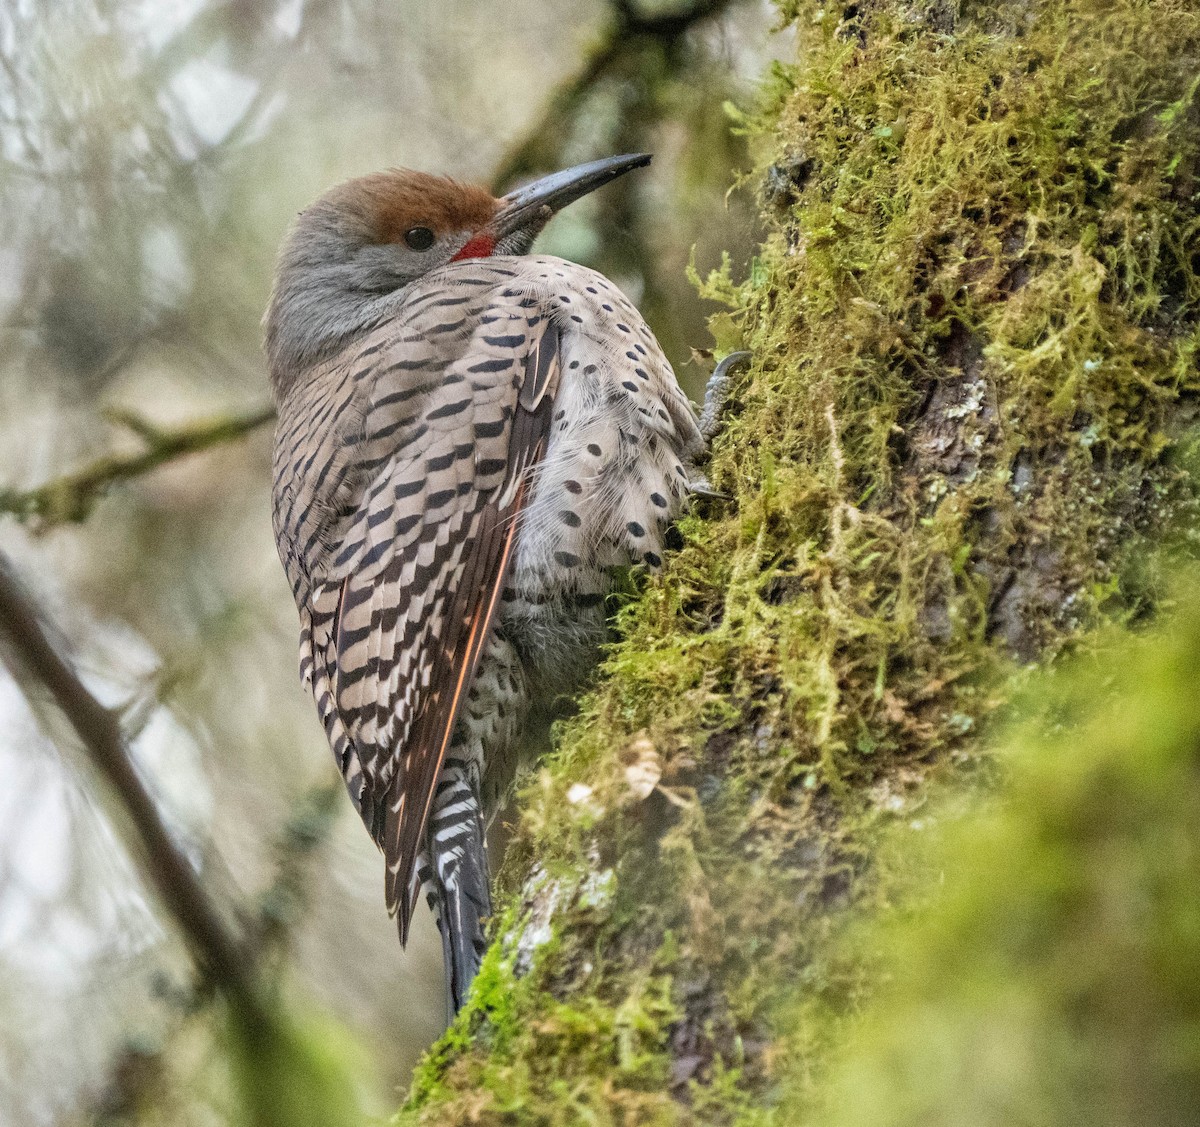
493;153;652;243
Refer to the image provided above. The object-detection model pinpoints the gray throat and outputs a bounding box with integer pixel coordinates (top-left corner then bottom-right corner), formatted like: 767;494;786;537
265;263;397;397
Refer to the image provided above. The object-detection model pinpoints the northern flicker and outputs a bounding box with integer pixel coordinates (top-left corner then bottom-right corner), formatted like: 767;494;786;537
267;153;742;1012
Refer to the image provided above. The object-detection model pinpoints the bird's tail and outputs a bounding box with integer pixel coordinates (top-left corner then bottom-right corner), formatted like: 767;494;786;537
418;770;492;1017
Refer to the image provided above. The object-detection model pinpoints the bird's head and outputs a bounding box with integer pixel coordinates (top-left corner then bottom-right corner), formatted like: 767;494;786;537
265;153;650;390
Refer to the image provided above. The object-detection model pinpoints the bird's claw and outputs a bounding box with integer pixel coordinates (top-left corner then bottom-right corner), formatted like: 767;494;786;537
688;475;732;502
699;350;751;442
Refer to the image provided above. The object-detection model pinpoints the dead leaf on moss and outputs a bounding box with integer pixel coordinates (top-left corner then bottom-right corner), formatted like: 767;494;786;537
623;735;662;801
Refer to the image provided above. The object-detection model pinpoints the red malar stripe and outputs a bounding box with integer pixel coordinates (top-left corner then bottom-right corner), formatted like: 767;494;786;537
451;233;497;261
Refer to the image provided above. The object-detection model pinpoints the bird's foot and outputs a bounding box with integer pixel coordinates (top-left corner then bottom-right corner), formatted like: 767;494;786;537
698;350;752;442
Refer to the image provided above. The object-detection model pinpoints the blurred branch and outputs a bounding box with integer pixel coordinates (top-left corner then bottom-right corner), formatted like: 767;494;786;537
0;549;268;1023
96;776;345;1123
1;547;354;1121
490;0;742;190
0;404;275;529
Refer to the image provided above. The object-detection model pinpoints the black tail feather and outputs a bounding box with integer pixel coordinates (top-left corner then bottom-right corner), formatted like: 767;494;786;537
430;807;492;1017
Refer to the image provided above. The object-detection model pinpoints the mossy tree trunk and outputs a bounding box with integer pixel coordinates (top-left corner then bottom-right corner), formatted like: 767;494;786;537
398;2;1200;1123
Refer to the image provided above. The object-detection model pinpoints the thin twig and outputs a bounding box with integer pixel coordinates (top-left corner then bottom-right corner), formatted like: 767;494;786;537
0;405;275;529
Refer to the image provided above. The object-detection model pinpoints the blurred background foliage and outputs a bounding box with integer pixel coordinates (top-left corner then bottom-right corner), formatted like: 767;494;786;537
0;1;784;1123
789;570;1200;1127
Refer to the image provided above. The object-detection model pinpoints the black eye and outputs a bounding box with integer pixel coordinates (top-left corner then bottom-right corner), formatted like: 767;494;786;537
404;226;435;251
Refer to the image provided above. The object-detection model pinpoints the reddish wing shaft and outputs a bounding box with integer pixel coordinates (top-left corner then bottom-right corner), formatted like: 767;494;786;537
361;321;562;939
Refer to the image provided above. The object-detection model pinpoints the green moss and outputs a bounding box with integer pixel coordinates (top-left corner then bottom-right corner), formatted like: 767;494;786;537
399;1;1200;1122
398;895;685;1125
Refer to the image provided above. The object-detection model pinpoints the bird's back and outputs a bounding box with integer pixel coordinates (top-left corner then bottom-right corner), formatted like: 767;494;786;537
274;253;699;706
271;252;702;949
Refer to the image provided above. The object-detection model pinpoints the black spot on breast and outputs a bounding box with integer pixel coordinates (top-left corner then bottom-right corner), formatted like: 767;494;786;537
587;443;602;457
644;551;662;567
627;521;645;537
558;509;582;528
554;550;581;568
564;479;583;494
651;492;667;508
622;381;638;392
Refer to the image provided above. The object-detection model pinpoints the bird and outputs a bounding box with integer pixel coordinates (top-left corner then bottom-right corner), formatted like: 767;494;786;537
266;153;744;1013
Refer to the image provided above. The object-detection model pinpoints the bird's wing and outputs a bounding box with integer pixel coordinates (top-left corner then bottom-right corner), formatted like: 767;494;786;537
303;273;561;941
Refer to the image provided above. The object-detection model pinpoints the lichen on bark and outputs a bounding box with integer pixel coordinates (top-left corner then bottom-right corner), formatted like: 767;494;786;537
396;1;1200;1123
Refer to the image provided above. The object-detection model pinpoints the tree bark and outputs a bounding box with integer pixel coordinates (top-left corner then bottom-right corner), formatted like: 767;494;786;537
397;1;1200;1122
